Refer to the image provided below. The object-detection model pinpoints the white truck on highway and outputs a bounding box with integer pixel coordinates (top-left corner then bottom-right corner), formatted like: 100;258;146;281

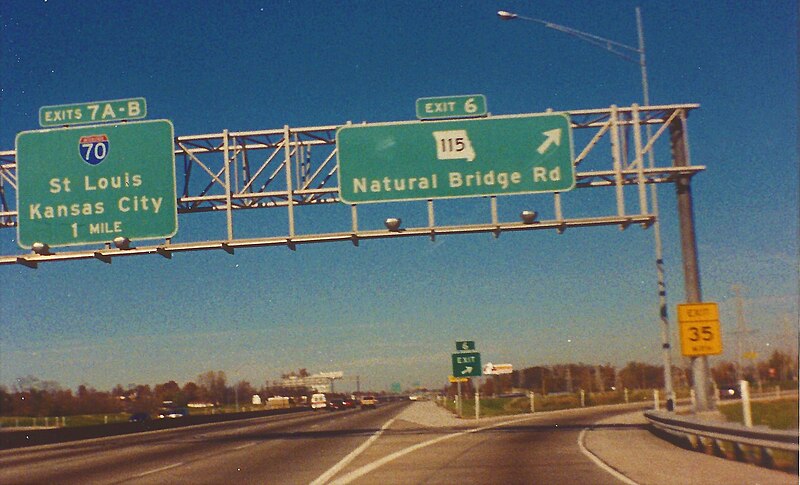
310;393;327;410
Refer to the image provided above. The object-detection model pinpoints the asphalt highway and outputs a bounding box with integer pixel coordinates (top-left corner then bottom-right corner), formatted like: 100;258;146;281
324;404;637;484
3;401;769;485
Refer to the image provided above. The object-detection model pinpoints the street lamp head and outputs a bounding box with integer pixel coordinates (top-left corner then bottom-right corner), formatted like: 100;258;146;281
113;236;132;250
384;218;402;232
520;210;538;224
31;242;50;255
497;10;518;20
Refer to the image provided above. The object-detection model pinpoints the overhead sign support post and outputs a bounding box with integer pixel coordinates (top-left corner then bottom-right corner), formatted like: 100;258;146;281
670;114;713;412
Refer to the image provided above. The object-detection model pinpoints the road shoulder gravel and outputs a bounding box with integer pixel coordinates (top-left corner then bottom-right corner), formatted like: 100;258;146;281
582;410;796;485
392;401;468;428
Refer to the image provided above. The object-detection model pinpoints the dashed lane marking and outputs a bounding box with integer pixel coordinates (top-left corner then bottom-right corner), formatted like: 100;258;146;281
310;417;396;485
134;462;184;478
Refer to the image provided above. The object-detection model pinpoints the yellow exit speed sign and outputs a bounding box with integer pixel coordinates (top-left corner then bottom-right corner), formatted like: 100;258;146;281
677;302;723;356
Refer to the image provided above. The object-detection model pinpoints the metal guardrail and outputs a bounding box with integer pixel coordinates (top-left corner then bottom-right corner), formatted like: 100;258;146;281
644;409;799;470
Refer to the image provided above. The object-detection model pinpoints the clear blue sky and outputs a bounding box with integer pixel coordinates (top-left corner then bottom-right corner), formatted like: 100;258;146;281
1;0;797;393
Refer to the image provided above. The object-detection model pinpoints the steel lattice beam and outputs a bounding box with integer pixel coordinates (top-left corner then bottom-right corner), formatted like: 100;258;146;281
0;103;702;266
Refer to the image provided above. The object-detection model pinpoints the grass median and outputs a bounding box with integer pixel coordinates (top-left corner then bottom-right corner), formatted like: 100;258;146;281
441;390;660;418
717;397;798;431
0;403;289;429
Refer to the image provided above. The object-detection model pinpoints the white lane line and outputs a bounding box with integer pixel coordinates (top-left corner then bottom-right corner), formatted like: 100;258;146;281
309;417;396;485
327;416;533;485
578;428;639;485
235;442;256;450
134;461;184;478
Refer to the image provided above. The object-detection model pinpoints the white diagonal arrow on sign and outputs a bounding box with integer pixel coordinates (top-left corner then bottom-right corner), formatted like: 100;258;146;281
461;366;473;375
537;128;562;154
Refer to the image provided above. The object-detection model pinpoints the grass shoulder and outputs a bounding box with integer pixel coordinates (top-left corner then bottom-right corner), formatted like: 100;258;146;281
717;398;799;431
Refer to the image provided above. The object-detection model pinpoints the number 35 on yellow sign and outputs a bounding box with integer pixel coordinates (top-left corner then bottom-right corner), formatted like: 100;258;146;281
677;302;723;357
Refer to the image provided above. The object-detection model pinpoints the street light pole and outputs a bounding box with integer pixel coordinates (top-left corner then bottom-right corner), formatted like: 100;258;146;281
498;8;676;411
635;7;676;414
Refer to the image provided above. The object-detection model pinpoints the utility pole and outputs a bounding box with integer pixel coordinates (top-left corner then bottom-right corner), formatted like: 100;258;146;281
566;366;573;393
734;285;745;380
594;364;606;392
733;285;747;379
731;285;758;381
782;315;797;380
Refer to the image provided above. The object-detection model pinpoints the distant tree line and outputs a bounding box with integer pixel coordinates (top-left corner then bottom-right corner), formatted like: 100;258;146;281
710;350;796;387
0;369;318;418
2;353;795;417
449;351;797;397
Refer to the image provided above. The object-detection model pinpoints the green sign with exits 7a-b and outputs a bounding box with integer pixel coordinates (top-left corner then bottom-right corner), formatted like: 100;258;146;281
452;352;482;377
39;98;147;127
15;120;177;248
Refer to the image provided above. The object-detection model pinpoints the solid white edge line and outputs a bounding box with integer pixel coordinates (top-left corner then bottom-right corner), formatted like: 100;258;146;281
328;415;534;485
578;428;639;485
309;417;397;485
135;461;184;477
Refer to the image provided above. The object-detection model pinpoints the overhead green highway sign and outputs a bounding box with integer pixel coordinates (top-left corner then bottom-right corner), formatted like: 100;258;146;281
16;119;177;248
452;351;482;378
337;113;574;204
39;98;147;127
416;94;487;120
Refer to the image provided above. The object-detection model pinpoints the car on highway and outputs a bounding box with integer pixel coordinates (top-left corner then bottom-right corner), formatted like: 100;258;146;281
360;395;378;409
128;412;150;422
326;399;345;411
718;383;741;400
158;407;189;419
310;393;327;410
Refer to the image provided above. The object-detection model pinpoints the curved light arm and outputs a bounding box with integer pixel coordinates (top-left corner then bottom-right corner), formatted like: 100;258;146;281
497;10;642;65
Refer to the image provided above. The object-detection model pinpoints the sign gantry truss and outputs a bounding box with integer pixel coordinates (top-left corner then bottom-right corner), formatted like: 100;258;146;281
0;103;702;267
